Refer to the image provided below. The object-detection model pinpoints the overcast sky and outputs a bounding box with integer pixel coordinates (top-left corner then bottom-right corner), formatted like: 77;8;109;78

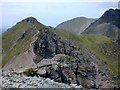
0;0;119;32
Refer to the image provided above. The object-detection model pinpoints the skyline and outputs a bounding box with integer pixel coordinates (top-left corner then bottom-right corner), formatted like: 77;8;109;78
1;1;119;32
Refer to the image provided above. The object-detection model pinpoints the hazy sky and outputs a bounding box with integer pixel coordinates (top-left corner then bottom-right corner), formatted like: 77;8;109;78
1;0;119;32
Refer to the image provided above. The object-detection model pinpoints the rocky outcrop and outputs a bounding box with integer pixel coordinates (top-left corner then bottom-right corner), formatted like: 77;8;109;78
100;42;120;57
32;28;117;89
33;28;82;63
20;31;27;39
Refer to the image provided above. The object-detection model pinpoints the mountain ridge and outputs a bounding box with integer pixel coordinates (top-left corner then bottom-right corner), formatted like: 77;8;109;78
2;9;120;88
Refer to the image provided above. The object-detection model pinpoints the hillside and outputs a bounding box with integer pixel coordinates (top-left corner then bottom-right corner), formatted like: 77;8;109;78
56;17;96;34
82;9;120;40
2;17;45;67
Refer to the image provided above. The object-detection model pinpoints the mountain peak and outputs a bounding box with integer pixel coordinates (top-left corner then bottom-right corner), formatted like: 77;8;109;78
101;9;120;24
102;8;120;16
22;16;38;23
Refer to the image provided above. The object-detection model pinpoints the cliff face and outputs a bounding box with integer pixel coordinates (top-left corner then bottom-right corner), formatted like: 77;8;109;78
33;28;117;88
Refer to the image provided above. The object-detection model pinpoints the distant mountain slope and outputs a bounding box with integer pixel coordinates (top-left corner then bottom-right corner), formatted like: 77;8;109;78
82;9;120;40
56;17;96;34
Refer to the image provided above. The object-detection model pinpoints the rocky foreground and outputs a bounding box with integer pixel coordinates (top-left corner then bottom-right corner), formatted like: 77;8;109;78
1;71;82;89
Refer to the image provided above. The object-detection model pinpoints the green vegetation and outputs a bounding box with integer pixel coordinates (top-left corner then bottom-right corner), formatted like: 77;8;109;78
59;54;74;62
78;34;112;45
78;77;89;85
23;68;36;76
